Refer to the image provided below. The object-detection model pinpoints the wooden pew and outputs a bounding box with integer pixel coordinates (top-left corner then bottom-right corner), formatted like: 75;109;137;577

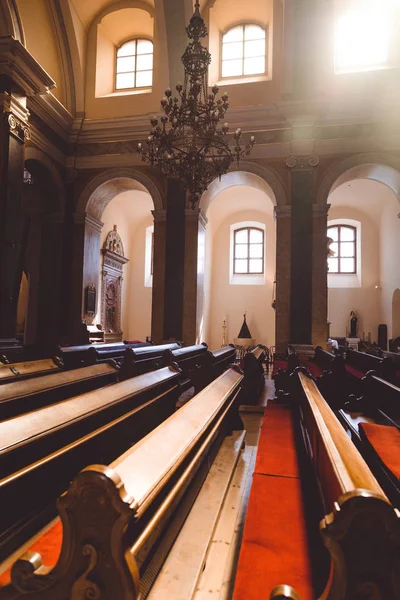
346;347;398;384
382;350;400;373
272;345;300;398
118;342;182;379
174;344;237;395
234;368;400;599
0;368;244;598
0;357;63;385
0;362;120;421
239;345;265;404
57;341;151;369
163;343;209;391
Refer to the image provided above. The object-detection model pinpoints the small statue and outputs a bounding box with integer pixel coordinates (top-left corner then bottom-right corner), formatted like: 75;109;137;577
349;311;358;338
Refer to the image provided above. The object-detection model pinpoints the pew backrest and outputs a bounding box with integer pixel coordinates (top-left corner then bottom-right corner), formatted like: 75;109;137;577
1;368;244;599
118;343;182;380
0;357;63;384
292;370;400;599
0;362;120;421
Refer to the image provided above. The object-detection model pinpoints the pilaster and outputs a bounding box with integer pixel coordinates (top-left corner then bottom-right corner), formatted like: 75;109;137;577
274;205;291;353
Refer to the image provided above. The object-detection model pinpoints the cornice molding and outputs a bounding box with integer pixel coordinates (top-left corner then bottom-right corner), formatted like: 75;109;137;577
0;37;55;95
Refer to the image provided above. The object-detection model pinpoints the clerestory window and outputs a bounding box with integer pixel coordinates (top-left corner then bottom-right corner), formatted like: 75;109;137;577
221;24;266;79
327;225;357;274
116;39;153;90
233;227;264;274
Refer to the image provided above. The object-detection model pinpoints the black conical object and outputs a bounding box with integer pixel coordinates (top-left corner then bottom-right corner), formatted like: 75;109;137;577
237;314;252;339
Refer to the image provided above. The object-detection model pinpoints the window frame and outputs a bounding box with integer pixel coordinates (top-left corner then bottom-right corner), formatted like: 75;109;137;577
115;37;154;92
233;226;265;275
220;23;267;81
327;224;357;275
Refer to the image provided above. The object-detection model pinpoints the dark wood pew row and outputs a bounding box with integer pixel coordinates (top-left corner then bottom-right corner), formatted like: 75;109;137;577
0;367;244;598
163;343;209;392
0;366;182;562
234;369;400;600
382;350;400;372
239;344;266;404
272;345;300;398
57;340;153;369
346;347;399;385
0;362;120;421
190;344;237;392
0;357;64;385
118;342;183;379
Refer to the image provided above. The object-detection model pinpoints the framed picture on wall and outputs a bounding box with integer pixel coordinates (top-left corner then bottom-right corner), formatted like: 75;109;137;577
85;285;96;315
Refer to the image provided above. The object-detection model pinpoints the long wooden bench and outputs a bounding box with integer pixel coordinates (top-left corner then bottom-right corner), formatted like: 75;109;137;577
234;368;400;599
0;366;182;562
0;357;64;385
190;344;237;392
163;343;209;391
57;341;152;369
118;342;182;379
0;362;120;421
0;367;244;598
346;347;399;385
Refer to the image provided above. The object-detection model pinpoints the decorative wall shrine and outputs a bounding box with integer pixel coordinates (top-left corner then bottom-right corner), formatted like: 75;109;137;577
101;225;129;342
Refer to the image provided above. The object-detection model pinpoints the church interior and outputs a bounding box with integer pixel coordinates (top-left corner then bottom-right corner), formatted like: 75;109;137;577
0;0;399;598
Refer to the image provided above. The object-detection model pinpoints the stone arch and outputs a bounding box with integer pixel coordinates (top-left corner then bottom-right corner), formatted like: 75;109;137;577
24;147;66;215
77;168;164;220
317;153;400;206
199;161;287;215
0;1;25;43
91;0;155;27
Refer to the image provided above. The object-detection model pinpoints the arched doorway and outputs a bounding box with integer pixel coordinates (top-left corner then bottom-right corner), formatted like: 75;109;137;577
318;157;400;345
75;169;163;343
199;170;278;349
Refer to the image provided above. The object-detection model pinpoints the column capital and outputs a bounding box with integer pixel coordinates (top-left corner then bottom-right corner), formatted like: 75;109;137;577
286;155;319;171
274;205;291;219
0;92;31;143
312;203;330;216
152;209;167;223
184;208;208;227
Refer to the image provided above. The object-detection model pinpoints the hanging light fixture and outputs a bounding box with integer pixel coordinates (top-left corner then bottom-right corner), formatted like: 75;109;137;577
138;1;255;208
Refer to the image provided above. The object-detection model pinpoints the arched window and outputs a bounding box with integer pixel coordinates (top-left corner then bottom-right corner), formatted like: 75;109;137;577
221;24;266;79
233;227;264;274
116;39;153;90
327;224;356;274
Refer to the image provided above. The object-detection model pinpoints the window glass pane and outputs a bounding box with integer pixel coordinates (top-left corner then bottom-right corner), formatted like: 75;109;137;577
223;26;243;43
249;244;263;258
249;229;263;243
340;227;355;241
222;59;243;77
249;259;263;273
244;39;265;58
244;56;265;75
235;259;248;273
137;54;153;71
245;25;265;41
330;242;339;257
235;229;248;244
116;72;135;89
328;257;339;273
136;70;153;87
117;41;136;57
328;226;339;241
117;56;135;73
340;242;355;257
340;258;355;273
235;245;248;259
137;40;153;54
222;41;243;60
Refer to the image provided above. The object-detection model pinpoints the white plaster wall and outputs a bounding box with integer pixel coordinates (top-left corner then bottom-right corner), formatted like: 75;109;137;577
328;206;380;340
97;190;153;340
379;193;400;340
327;179;400;344
204;185;276;350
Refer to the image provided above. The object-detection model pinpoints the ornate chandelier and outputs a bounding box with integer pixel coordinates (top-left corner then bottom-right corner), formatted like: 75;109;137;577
138;1;255;208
